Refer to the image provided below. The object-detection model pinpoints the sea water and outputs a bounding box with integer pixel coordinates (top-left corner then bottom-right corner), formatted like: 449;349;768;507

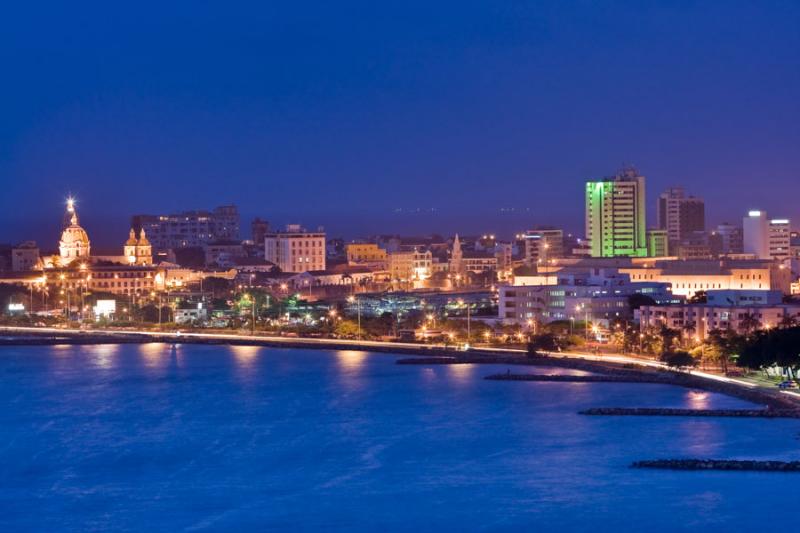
0;343;797;531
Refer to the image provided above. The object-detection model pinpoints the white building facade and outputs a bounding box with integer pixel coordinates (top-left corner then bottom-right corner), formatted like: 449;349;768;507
264;225;326;273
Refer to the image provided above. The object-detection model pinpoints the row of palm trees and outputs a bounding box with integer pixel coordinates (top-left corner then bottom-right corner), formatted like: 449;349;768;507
610;312;800;373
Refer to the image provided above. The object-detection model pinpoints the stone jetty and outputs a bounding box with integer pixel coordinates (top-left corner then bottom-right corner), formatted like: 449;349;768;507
632;459;800;472
580;407;800;418
485;373;676;384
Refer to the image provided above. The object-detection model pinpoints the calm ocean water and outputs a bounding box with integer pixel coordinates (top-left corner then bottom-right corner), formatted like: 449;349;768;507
0;344;798;532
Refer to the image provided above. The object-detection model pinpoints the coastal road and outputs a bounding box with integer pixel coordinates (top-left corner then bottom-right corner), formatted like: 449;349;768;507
0;325;786;399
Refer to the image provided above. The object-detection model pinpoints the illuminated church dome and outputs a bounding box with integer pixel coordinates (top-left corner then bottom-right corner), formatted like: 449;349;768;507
59;198;91;262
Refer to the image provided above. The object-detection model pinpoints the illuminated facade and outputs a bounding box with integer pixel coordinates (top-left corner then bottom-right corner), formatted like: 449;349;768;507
522;228;563;266
123;228;153;265
264;225;326;273
499;269;676;325
59;198;91;262
462;254;498;274
585;168;647;258
388;248;432;283
743;210;791;262
621;258;792;298
639;291;800;340
449;234;464;276
345;243;387;267
768;218;791;263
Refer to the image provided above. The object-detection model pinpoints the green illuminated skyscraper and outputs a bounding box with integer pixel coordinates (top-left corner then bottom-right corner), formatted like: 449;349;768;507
585;167;647;257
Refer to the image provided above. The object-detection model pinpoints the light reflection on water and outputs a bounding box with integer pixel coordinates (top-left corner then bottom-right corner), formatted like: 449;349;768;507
139;343;168;369
447;363;474;382
231;345;260;366
3;344;800;531
335;350;367;373
230;345;260;384
687;390;710;409
86;344;119;369
334;350;369;393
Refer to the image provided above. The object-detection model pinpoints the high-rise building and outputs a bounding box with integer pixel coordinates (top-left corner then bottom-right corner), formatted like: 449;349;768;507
657;187;705;247
264;224;326;273
768;218;791;263
791;232;800;261
585;167;647;258
709;223;743;256
742;210;791;262
132;205;240;251
251;218;269;245
522;228;563;266
743;210;769;259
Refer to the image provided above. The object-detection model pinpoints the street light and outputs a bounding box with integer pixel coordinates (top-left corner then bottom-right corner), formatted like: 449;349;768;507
457;298;471;342
348;295;361;340
28;280;35;318
577;304;590;341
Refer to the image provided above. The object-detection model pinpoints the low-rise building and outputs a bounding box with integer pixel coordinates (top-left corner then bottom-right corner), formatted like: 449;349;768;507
12;241;40;272
639;290;800;340
462;252;498;274
621;258;791;298
204;240;245;267
264;225;326;273
388;249;432;284
646;229;669;258
345;243;388;267
499;269;678;325
175;304;208;325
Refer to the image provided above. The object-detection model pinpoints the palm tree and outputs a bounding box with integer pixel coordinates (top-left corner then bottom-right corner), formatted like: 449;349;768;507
682;320;697;347
739;312;762;336
657;323;680;357
778;313;799;330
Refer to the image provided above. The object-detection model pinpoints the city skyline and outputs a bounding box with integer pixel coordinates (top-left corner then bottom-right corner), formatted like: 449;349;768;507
1;1;799;242
3;179;795;249
3;4;800;529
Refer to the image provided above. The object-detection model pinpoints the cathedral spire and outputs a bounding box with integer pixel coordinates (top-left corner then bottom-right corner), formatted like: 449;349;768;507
64;196;79;228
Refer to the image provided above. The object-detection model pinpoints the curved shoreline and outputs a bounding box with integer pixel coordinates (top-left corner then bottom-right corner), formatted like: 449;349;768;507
1;326;797;410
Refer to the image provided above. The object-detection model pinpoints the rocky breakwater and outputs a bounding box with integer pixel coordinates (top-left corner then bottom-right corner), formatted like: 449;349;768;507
632;459;800;472
485;373;677;384
580;407;800;418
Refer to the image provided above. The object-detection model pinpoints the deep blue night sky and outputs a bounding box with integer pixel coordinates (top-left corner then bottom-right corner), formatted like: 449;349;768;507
1;1;798;246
